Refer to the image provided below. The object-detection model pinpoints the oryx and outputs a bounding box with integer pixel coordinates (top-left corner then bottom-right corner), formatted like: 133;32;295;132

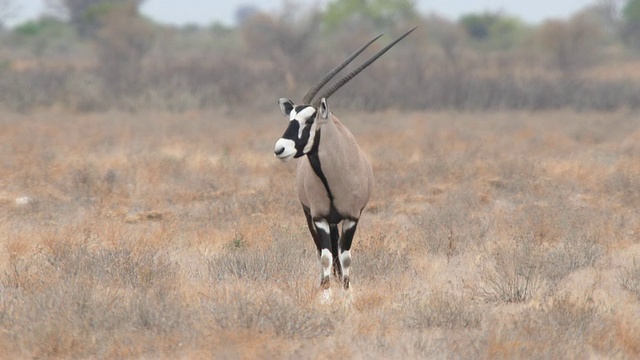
274;28;416;294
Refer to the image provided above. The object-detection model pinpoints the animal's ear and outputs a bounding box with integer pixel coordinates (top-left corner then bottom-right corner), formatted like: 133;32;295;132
318;98;330;122
278;98;294;117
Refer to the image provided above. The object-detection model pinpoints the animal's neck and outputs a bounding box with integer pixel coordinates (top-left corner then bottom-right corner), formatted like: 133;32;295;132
306;128;333;201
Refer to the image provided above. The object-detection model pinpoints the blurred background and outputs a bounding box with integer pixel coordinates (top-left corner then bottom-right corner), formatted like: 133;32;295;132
1;0;639;112
1;4;639;357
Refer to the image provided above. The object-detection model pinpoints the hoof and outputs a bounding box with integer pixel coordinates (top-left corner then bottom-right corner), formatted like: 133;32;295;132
320;288;333;305
320;276;330;289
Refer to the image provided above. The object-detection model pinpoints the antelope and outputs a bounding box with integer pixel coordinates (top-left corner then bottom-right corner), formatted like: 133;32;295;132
274;28;416;297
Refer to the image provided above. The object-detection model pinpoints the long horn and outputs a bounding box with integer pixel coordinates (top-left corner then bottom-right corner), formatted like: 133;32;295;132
301;33;384;105
314;27;417;105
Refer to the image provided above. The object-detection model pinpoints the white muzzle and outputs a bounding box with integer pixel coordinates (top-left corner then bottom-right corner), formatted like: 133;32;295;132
274;138;296;161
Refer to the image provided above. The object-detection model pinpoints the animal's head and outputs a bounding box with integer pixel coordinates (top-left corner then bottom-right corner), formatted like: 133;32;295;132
274;27;416;161
274;97;332;161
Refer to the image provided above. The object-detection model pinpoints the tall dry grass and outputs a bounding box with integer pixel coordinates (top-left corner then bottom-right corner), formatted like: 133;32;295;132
0;108;639;358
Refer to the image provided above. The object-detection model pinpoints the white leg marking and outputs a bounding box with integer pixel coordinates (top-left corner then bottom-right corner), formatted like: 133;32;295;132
339;250;351;279
342;219;357;232
341;219;357;290
320;248;333;279
314;219;330;234
319;247;333;304
315;219;333;295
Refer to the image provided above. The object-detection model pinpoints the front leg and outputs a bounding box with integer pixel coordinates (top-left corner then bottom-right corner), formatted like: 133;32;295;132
313;218;333;289
340;218;359;289
330;224;342;278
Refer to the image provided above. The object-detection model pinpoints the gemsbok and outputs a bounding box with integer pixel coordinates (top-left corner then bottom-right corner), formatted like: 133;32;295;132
274;28;416;297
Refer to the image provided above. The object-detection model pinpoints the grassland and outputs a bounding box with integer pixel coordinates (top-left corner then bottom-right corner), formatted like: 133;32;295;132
0;108;639;358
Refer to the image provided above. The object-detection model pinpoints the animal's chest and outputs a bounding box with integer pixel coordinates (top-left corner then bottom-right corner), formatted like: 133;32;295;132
296;153;369;220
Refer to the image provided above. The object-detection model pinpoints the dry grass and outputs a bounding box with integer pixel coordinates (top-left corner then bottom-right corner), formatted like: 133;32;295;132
0;108;639;358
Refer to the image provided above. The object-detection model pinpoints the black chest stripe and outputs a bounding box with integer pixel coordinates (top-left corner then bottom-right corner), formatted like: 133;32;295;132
307;130;343;223
307;130;333;200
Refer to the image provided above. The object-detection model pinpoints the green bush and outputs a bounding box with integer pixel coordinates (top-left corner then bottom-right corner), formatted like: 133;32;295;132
14;17;71;37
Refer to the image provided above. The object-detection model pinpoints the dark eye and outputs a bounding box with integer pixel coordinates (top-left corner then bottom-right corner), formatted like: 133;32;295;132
305;119;314;125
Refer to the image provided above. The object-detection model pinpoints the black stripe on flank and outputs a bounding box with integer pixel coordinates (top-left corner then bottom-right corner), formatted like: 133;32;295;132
307;130;332;199
307;130;343;224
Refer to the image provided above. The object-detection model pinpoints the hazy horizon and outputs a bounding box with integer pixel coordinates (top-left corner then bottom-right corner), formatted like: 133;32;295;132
11;0;597;27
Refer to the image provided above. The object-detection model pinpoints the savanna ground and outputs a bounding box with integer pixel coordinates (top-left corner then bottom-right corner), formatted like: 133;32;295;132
0;108;639;358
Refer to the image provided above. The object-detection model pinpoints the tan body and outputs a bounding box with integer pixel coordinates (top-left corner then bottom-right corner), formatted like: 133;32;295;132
296;114;373;220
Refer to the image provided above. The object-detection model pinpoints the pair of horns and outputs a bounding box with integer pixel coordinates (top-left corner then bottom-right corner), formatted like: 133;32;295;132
301;27;417;106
